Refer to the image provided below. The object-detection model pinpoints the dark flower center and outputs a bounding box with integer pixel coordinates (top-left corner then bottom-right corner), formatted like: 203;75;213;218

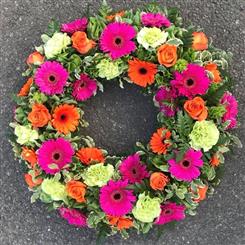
164;209;172;215
53;153;60;160
80;81;85;88
115;37;122;45
60;114;67;121
113;192;121;200
186;79;194;86
139;67;147;75
132;168;137;175
182;160;190;168
49;75;56;82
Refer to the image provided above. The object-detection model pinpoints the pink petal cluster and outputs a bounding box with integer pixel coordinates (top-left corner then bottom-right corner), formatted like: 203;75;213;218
61;18;88;34
141;13;171;28
119;153;149;184
155;202;185;225
168;149;203;182
171;64;211;99
220;92;238;129
37;138;74;174
72;74;97;101
100;22;136;60
59;208;87;227
34;61;69;95
99;180;136;216
154;86;178;117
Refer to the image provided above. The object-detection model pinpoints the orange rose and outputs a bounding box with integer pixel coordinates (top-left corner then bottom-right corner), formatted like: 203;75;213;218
71;31;96;54
150;172;169;191
157;44;178;67
107;215;133;230
76;147;105;165
26;51;45;66
18;77;33;97
27;103;51;128
192;32;208;51
106;11;125;21
210;154;220;167
24;171;43;189
205;63;222;83
193;185;208;202
66;180;86;203
21;147;37;168
184;97;208;121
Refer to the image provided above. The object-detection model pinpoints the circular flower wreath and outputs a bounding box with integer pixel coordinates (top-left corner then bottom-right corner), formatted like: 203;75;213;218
10;1;242;239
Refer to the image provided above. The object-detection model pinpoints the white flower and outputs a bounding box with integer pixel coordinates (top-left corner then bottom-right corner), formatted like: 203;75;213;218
14;125;38;145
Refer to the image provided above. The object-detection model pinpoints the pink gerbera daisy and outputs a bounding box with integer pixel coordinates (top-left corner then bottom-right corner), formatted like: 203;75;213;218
100;22;136;60
168;149;203;182
119;153;149;184
154;86;177;117
99;180;136;216
61;17;88;34
37;138;74;175
59;208;87;227
72;74;97;101
35;61;69;95
155;202;185;225
220;92;238;129
171;64;211;99
141;13;171;28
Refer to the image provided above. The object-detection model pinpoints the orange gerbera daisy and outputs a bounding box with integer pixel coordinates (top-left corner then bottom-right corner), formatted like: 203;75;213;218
52;104;80;134
150;128;171;154
128;59;157;87
107;215;134;231
18;77;33;97
76;147;105;165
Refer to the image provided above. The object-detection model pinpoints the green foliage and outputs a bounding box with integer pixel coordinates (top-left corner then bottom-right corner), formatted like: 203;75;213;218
45;19;60;36
208;105;226;120
176;111;194;140
87;16;106;40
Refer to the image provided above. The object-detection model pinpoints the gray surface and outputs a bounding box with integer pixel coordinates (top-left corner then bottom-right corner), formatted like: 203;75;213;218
0;0;245;244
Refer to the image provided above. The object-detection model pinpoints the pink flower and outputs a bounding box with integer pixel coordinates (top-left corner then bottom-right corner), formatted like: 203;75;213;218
168;149;203;182
171;64;211;99
99;180;136;216
220;92;238;129
119;154;149;184
59;208;87;227
141;13;171;28
154;86;177;117
100;22;136;60
155;202;185;225
34;61;69;95
72;74;97;101
37;138;74;175
61;18;88;34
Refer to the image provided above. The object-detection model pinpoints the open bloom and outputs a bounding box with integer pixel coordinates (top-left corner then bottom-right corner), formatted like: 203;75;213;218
38;138;74;174
107;215;133;230
150;128;171;154
150;172;169;191
14;125;38;145
155;202;185;225
157;44;177;67
59;208;87;227
171;64;211;98
141;13;171;28
168;149;203;182
34;61;69;95
76;147;105;165
72;74;97;101
128;58;157;87
100;22;136;59
61;18;88;34
66;180;86;203
99;180;136;216
119;153;149;184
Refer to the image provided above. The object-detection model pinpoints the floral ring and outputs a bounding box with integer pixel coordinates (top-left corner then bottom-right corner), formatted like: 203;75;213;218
10;1;241;239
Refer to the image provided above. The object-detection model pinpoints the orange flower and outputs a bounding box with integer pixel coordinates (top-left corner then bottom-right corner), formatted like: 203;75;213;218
52;104;80;134
76;147;105;165
17;77;33;97
71;31;96;54
21;147;37;168
106;11;125;21
210;154;220;167
26;51;45;66
66;180;86;203
27;103;51;128
150;172;169;191
184;97;208;121
24;171;43;189
193;185;208;202
107;215;133;230
192;32;208;51
205;63;222;83
150;128;171;154
128;59;157;87
157;44;178;67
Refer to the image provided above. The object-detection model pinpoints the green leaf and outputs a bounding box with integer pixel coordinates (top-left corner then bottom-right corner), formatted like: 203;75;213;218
167;38;183;46
46;20;60;36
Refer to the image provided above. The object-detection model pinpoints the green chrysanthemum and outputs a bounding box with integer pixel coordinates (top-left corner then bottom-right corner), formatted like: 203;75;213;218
14;125;38;145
